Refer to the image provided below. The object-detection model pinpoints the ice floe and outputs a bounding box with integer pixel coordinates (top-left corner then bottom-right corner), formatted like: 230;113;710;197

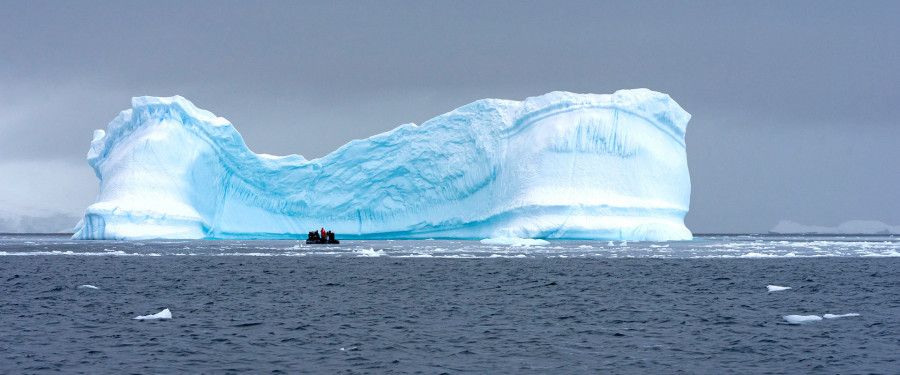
823;313;860;319
783;313;860;324
783;315;822;324
740;252;780;258
767;285;791;292
354;248;385;257
77;284;100;290
133;308;172;320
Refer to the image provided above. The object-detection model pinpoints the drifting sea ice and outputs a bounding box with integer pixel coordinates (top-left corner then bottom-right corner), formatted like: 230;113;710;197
783;315;823;324
823;313;860;319
353;248;385;257
767;285;791;292
133;308;172;320
783;313;860;324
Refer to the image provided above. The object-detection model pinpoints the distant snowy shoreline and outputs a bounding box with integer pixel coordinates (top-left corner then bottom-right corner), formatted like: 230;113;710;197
770;220;899;235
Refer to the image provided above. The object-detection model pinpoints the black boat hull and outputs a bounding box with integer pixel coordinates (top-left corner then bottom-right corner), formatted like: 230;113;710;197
306;239;340;244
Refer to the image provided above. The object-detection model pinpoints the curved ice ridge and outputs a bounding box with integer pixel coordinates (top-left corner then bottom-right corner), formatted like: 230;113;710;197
73;89;692;240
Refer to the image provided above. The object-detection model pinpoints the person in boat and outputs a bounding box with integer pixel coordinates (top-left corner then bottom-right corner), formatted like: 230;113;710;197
320;228;326;239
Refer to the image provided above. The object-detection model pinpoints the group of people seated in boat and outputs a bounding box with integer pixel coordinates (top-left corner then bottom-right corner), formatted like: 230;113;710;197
308;227;336;243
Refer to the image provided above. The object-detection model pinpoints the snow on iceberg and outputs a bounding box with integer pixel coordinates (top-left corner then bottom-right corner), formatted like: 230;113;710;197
133;308;172;320
770;220;900;234
73;89;692;241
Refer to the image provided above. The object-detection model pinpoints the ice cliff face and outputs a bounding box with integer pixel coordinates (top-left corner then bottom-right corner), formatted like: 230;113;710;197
73;89;692;240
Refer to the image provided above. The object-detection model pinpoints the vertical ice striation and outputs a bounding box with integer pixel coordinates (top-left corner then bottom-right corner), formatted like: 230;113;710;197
73;89;692;240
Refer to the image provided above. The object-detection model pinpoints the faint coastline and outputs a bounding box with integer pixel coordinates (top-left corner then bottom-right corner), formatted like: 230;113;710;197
770;220;900;235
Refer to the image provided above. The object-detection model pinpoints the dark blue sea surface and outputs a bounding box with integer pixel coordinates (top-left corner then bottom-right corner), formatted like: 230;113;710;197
0;234;897;374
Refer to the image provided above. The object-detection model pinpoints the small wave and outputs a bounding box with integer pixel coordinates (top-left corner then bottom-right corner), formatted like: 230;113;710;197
78;285;100;290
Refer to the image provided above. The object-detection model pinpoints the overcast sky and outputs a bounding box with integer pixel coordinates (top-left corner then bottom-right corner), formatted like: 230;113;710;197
1;0;898;233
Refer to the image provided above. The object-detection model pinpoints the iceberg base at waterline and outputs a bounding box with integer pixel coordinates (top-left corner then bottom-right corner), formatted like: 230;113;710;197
73;89;692;241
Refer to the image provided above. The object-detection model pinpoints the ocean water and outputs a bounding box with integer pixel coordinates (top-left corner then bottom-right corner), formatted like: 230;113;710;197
1;234;897;374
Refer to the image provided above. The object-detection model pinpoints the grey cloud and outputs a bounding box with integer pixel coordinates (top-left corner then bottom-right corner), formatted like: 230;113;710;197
1;1;898;232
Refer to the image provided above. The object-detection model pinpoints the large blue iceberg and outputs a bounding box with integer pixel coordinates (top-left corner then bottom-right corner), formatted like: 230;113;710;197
73;89;692;240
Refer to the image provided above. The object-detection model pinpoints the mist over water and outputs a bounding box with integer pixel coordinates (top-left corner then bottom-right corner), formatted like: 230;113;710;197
1;234;897;373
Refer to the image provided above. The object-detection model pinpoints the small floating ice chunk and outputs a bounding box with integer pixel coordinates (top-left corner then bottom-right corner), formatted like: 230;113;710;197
480;237;549;246
783;315;822;324
133;308;172;320
767;285;791;292
354;248;385;257
78;285;100;290
823;313;860;319
740;252;778;258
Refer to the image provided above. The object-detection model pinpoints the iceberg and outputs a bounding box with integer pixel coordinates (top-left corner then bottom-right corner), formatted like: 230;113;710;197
73;89;692;241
